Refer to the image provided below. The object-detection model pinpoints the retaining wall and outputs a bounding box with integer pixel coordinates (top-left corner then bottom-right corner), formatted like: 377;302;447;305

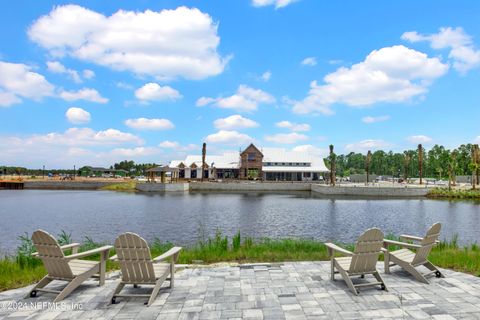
190;182;312;192
23;181;118;190
136;183;189;192
311;184;428;197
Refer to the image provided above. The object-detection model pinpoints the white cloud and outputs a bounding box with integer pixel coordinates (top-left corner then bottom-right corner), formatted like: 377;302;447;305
261;71;271;81
0;61;54;107
83;69;95;79
197;85;275;112
135;83;182;102
59;88;108;103
159;141;198;151
29;5;229;80
292;144;328;157
214;115;259;130
345;139;391;152
275;120;310;132
116;82;133;90
125;118;174;131
252;0;299;9
205;130;254;145
46;61;82;83
265;132;308;144
293;45;448;115
361;115;391;124
406;135;432;144
110;147;160;157
402;27;480;73
475;136;480;144
65;107;91;124
7;127;143;147
301;57;317;66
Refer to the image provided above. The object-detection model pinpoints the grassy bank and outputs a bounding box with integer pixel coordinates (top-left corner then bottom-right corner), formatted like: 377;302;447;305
1;231;479;292
100;181;136;191
427;187;480;199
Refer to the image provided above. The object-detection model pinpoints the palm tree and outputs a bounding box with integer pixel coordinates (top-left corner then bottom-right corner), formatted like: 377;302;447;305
448;151;457;190
471;145;479;190
418;144;423;185
403;151;411;182
365;150;372;184
201;142;206;182
474;144;480;186
329;144;336;186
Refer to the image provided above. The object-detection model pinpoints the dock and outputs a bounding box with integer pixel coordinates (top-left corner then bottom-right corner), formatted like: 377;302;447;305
0;181;24;189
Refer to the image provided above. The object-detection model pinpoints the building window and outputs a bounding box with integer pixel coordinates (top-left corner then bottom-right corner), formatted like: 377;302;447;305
247;152;256;161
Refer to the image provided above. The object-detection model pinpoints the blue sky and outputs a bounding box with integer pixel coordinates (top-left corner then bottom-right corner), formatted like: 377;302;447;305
1;0;479;168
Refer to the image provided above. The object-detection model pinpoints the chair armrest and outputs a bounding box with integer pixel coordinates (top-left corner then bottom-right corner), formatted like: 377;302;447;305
109;254;118;261
383;239;421;250
66;245;113;260
325;243;353;257
32;243;81;257
400;234;423;242
153;246;182;263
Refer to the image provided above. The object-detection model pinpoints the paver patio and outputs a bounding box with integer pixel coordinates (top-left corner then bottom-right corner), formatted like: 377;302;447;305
1;262;480;319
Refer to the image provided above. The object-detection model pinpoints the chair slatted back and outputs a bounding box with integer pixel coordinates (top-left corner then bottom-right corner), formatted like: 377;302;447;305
32;230;73;279
412;223;441;266
114;233;156;283
349;228;384;274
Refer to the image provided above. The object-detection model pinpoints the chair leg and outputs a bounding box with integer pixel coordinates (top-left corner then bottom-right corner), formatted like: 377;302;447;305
402;263;430;284
373;272;388;291
170;261;175;288
384;252;391;274
147;274;168;306
26;275;52;298
337;268;358;295
330;258;335;281
54;268;98;302
424;261;444;278
109;282;125;305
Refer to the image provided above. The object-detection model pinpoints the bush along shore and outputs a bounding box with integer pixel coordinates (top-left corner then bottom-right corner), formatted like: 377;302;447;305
427;187;480;199
1;230;479;292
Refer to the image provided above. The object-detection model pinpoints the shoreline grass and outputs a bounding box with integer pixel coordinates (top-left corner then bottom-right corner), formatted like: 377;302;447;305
1;231;479;292
427;187;480;199
100;181;136;192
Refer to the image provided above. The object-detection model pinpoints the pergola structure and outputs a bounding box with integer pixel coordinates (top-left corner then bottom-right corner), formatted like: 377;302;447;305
145;166;179;183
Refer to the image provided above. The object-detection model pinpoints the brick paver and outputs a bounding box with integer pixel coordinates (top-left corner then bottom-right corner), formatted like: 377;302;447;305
1;262;480;319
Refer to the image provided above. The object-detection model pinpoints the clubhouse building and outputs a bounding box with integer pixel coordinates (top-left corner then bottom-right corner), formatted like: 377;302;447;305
169;143;329;181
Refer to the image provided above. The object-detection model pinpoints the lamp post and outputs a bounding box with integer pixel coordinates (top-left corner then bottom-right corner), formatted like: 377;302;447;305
42;165;45;180
73;165;76;180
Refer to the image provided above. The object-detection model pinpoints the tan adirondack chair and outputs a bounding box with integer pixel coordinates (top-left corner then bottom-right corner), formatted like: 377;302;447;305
27;230;112;302
325;228;387;295
383;222;443;284
109;232;182;306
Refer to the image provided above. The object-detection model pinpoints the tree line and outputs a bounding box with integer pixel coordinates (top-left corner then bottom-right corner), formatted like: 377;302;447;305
325;143;480;187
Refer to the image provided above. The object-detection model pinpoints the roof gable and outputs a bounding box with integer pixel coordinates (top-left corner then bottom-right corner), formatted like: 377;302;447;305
240;143;263;156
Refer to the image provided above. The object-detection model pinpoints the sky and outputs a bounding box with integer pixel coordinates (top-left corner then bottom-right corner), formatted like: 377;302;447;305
1;0;479;168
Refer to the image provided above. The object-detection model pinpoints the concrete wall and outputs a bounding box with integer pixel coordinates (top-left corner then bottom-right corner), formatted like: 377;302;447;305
311;184;428;197
350;174;378;183
136;183;189;192
24;181;118;190
190;181;311;192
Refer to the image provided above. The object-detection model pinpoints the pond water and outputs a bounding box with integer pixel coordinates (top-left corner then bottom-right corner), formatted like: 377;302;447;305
0;190;479;254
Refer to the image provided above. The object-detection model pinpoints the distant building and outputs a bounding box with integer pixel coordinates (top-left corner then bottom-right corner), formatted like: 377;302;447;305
169;143;329;181
79;166;128;177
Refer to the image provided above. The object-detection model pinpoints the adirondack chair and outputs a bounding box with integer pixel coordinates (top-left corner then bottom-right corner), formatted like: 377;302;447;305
27;230;112;302
109;232;182;306
383;222;443;284
325;228;387;295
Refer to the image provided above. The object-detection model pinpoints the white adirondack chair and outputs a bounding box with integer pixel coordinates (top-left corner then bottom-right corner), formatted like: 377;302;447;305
109;232;182;306
27;230;112;302
325;228;388;295
383;222;443;284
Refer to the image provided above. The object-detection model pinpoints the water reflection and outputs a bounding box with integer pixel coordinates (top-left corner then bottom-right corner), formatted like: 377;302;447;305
0;190;479;254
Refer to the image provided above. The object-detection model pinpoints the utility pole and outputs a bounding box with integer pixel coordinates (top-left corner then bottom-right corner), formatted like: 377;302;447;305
42;165;45;179
73;165;76;180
